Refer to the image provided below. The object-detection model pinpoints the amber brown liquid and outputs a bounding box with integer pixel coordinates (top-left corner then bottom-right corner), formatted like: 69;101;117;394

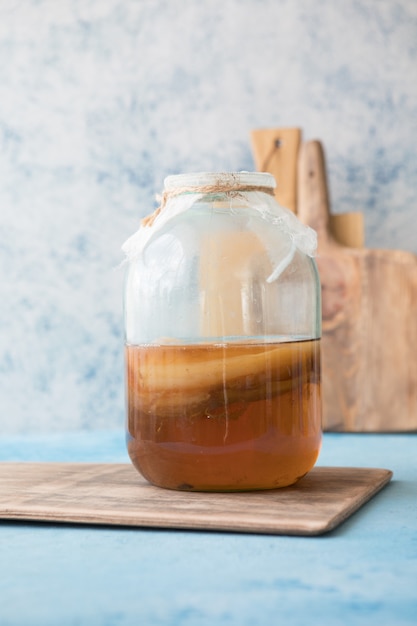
126;339;321;491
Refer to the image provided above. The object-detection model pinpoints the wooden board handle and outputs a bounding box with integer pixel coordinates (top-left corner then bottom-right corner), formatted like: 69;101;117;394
251;131;364;248
297;140;334;247
297;140;365;249
250;128;301;213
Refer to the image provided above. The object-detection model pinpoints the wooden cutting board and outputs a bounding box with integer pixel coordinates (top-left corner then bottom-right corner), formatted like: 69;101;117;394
251;127;364;248
0;462;392;536
297;141;417;431
250;127;301;213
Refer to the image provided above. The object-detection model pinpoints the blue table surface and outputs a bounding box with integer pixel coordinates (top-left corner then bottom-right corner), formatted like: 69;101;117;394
0;430;416;626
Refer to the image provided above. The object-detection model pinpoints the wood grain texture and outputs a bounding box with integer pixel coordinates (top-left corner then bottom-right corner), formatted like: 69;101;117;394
250;127;301;213
297;141;417;431
0;463;392;536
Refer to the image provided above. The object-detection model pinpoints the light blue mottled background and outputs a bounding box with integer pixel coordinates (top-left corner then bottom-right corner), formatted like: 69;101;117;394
0;0;416;434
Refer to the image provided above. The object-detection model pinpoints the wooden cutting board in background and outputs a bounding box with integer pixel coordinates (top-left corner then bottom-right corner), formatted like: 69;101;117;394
250;127;301;213
0;462;393;536
251;130;417;431
251;128;364;248
298;141;417;431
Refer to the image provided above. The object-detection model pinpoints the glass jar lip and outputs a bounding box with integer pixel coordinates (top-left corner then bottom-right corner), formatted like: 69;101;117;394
163;171;276;192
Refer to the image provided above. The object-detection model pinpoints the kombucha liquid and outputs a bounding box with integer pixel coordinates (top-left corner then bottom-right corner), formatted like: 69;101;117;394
126;339;321;491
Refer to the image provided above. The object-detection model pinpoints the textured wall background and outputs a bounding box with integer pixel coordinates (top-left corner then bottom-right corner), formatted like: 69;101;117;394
0;0;416;434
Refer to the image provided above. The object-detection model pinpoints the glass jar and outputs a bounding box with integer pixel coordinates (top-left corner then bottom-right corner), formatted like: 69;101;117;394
123;172;322;491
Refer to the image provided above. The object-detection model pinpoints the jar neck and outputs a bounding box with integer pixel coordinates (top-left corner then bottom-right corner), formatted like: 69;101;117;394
167;173;274;208
163;172;275;199
160;183;275;205
141;172;276;228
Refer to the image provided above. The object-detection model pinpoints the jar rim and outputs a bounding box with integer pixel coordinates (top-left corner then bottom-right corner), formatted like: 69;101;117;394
163;171;276;192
